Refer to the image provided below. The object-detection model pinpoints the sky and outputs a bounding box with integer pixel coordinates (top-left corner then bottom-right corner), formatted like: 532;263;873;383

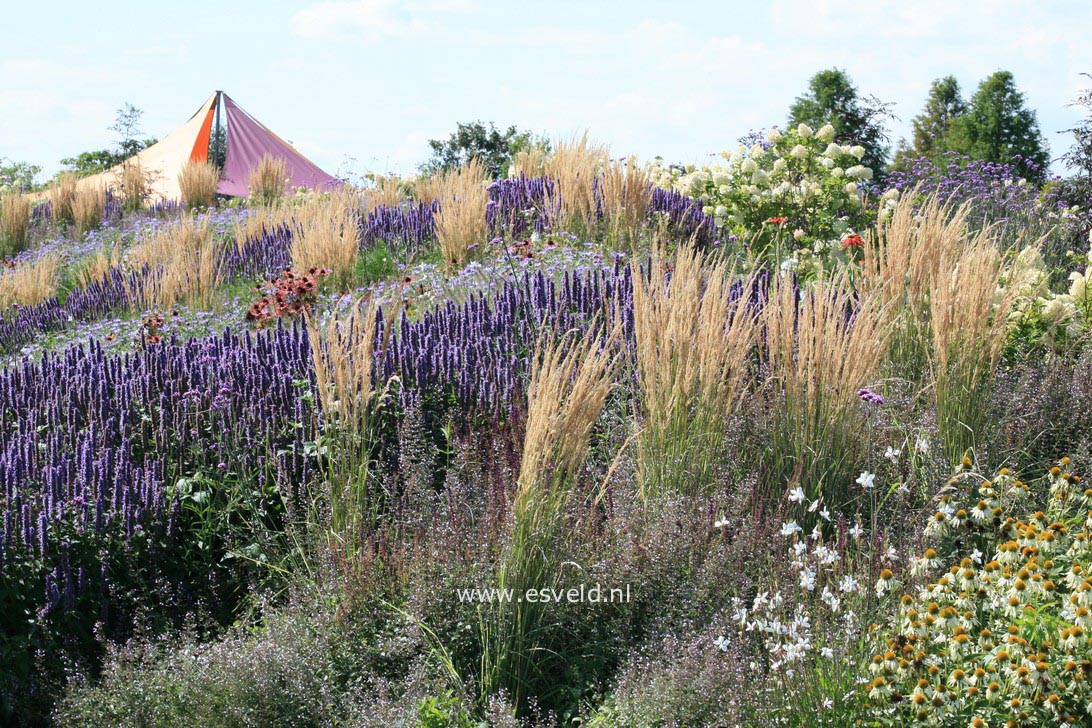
3;0;1092;181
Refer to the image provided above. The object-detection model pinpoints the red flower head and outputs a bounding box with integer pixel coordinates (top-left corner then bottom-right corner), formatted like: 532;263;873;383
767;216;789;225
842;233;865;248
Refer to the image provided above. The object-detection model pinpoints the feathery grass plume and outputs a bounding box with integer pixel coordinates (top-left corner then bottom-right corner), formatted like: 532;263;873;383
248;154;289;206
431;159;490;269
290;189;361;289
929;232;1020;464
130;213;223;309
0;192;31;257
178;161;220;210
862;190;973;381
48;172;79;225
0;253;61;308
307;298;385;552
233;204;297;248
361;175;405;215
598;156;651;251
480;324;619;714
72;183;106;235
633;241;760;499
75;242;124;289
762;273;890;509
544;133;606;238
120;161;147;213
508;145;549;178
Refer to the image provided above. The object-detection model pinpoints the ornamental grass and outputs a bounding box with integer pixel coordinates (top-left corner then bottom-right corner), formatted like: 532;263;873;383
633;241;761;500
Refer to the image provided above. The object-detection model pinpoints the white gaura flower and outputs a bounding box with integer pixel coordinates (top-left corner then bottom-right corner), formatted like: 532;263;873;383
714;515;729;528
800;568;817;591
848;523;864;540
884;446;899;464
714;635;730;651
819;507;831;521
797;123;814;138
781;521;803;537
915;435;930;454
741;158;758;173
849;145;866;160
767;128;783;143
856;471;876;490
788;486;807;504
817;124;836;142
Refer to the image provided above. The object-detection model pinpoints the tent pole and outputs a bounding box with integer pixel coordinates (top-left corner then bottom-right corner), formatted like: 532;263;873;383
213;90;223;168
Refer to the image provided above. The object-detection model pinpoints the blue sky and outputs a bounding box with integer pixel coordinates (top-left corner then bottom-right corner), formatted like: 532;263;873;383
3;0;1092;179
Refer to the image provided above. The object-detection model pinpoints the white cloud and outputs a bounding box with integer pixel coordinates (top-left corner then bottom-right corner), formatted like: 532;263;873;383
291;0;477;41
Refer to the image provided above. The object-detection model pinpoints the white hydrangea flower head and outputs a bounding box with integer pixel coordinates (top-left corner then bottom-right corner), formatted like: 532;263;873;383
820;157;835;169
741;158;758;173
845;182;858;194
751;170;770;186
849;145;866;160
1068;270;1088;301
797;123;814;138
831;167;844;178
790;144;808;159
823;143;841;157
817;124;836;142
773;158;787;172
751;143;765;158
766;128;783;143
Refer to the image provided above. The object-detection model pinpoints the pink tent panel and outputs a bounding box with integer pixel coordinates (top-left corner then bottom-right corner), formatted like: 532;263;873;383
217;94;340;197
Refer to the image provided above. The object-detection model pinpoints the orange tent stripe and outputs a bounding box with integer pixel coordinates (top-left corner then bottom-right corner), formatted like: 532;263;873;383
189;102;217;163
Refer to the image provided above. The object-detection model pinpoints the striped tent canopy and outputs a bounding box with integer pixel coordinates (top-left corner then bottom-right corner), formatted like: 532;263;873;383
77;91;339;203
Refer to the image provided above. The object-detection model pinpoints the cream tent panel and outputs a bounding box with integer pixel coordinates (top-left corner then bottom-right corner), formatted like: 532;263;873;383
77;93;218;203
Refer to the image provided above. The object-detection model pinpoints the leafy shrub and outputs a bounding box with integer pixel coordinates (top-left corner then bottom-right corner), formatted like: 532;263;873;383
651;124;876;275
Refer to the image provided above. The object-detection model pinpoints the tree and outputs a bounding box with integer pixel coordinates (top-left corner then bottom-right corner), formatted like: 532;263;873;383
60;103;157;177
947;71;1049;181
0;158;41;192
422;121;541;179
1058;73;1092;200
788;68;894;179
912;76;966;159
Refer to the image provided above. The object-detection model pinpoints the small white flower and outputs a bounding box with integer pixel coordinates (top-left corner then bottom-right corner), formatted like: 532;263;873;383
856;471;876;490
819;507;831;522
839;575;860;593
970;548;983;564
915;435;930;454
714;516;729;528
799;568;817;591
714;635;730;651
788;486;806;504
781;521;803;537
821;697;834;710
820;646;834;659
884;446;899;464
848;523;864;540
808;499;820;513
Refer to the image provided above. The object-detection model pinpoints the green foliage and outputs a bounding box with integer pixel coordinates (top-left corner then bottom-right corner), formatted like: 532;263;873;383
651;124;877;276
1058;73;1092;208
415;692;479;727
893;75;967;170
788;68;894;179
60;103;157;178
423;121;545;179
947;71;1050;181
0;157;41;192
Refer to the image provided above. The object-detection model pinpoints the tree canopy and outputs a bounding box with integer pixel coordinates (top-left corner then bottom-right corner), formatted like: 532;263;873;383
788;68;894;178
422;121;543;179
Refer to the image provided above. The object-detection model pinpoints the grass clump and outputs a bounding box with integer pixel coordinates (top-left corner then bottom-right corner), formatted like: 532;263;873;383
119;161;147;213
428;160;490;269
0;253;61;308
544;133;606;239
633;242;760;499
762;272;890;508
0;192;31;258
248;154;289;206
290;190;361;290
479;324;619;714
598;156;650;250
130;213;223;309
72;184;106;235
178;160;220;210
48;172;78;225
